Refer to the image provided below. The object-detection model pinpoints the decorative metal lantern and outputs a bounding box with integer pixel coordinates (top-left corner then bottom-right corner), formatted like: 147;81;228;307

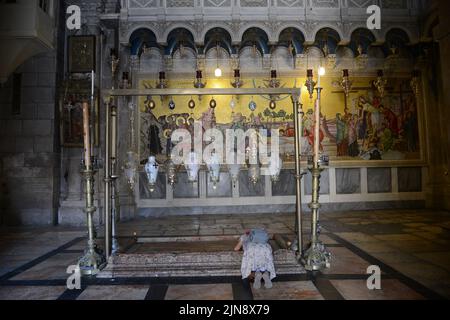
305;69;316;99
231;69;244;88
144;156;159;193
248;164;261;185
207;152;221;189
156;72;168;89
165;157;178;187
184;151;200;183
340;69;353;98
228;163;241;188
194;70;206;88
373;70;388;98
122;151;139;191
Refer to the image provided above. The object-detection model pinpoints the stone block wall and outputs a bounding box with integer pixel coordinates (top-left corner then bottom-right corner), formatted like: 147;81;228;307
0;52;60;225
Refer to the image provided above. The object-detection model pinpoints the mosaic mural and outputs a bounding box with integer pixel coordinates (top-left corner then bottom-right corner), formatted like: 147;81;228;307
139;76;420;163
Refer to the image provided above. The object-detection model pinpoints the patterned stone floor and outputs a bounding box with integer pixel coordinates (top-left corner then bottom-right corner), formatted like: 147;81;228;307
0;209;449;300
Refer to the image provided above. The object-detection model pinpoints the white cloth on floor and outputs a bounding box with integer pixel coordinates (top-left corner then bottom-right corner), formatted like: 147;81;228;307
240;235;276;280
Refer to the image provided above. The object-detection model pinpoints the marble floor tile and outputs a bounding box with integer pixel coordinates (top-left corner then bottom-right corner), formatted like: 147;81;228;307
373;234;423;242
386;240;447;253
0;286;66;300
77;285;149;300
413;252;450;272
330;280;424;300
322;247;372;275
352;242;398;253
252;281;323;300
11;253;81;281
165;284;233;300
335;232;379;243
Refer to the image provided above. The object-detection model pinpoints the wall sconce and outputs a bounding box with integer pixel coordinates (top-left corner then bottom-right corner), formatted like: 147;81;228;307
194;70;206;88
410;70;420;97
165;157;178;188
184;151;200;183
373;69;387;98
207;152;221;190
144;156;159;193
228;163;241;188
340;69;353;97
305;69;316;99
122;151;138;191
231;69;244;88
156;71;168;89
269;156;283;183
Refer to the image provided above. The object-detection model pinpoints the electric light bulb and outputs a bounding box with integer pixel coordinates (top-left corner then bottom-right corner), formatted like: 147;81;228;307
215;68;222;78
318;67;326;76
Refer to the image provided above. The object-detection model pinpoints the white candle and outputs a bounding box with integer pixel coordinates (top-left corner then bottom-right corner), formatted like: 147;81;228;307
91;70;94;97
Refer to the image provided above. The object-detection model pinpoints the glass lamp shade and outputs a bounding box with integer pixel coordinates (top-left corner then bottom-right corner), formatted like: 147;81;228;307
144;156;159;193
269;156;283;183
184;151;200;183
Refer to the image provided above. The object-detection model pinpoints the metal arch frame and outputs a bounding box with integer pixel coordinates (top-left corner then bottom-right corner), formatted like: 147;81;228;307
101;87;305;263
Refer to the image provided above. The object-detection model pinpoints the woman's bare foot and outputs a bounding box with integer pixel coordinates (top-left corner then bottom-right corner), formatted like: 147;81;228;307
262;272;273;289
253;272;263;290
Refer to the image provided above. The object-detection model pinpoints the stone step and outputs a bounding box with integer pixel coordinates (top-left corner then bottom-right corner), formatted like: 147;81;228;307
97;249;306;278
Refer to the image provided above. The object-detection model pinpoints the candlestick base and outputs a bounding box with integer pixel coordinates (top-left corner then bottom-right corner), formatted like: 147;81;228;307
78;242;106;276
301;241;331;271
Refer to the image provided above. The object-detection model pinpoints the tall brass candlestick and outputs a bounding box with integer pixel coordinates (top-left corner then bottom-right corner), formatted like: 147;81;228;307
302;87;331;271
78;102;105;276
110;105;120;255
83;102;92;169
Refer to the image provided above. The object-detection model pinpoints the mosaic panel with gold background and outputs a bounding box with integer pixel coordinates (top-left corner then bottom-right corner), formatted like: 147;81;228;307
139;76;421;163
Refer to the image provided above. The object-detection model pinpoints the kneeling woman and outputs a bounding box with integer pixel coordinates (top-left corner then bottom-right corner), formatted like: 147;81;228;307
234;229;276;289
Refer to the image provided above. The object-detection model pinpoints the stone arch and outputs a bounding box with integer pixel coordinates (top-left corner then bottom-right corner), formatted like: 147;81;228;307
162;24;199;46
238;24;273;44
310;24;344;44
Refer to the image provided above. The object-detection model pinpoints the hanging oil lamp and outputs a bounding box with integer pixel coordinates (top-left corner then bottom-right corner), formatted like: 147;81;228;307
305;69;316;100
156;71;168;89
194;70;206;88
209;97;217;109
373;69;388;98
410;70;420;97
169;98;176;110
188;97;196;109
340;69;353;98
249;97;257;112
231;69;244;88
269;99;277;110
